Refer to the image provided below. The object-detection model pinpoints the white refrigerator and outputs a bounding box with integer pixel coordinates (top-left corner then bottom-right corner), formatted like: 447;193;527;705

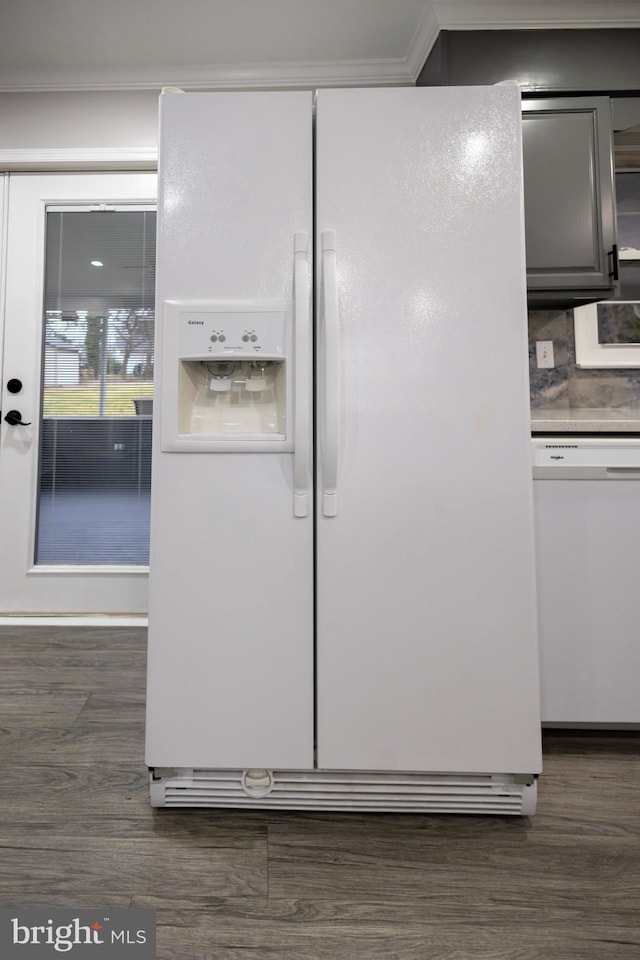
145;87;542;814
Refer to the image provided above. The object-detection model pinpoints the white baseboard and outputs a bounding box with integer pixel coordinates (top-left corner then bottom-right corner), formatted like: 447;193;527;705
0;615;148;627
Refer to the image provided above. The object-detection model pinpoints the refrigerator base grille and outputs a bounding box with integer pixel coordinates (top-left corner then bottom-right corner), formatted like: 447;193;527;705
150;769;537;815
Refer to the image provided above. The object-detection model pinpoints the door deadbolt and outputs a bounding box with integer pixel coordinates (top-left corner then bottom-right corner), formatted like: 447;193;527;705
7;379;23;394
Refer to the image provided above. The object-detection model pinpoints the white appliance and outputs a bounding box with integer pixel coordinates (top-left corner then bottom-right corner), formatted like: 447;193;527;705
533;437;640;726
145;87;542;814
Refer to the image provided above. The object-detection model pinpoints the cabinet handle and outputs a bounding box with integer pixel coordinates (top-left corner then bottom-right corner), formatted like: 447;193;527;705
608;244;619;282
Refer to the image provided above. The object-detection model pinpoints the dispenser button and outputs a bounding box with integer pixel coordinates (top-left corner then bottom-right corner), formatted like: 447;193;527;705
219;335;226;342
210;335;218;342
250;335;258;342
242;335;249;342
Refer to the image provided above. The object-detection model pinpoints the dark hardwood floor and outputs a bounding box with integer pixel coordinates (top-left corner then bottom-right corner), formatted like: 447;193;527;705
0;626;638;959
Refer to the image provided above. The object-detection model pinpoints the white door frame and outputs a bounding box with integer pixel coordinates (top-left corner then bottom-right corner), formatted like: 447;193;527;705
0;170;157;615
0;148;157;173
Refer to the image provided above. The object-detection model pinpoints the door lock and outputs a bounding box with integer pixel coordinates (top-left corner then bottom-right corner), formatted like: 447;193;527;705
4;410;31;426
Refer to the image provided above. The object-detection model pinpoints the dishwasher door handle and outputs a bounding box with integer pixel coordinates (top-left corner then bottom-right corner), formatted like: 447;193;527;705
534;465;640;480
606;468;640;478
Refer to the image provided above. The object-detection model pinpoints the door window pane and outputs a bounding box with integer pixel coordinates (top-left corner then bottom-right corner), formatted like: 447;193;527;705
36;208;156;565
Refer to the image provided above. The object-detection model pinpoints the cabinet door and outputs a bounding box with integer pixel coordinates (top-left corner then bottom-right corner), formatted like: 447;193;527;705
522;97;617;301
534;478;640;725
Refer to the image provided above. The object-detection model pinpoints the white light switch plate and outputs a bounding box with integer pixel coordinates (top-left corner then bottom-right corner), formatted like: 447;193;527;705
536;340;555;369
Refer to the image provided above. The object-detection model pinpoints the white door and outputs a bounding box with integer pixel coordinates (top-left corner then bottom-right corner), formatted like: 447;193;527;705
0;175;6;415
315;87;542;774
0;172;157;614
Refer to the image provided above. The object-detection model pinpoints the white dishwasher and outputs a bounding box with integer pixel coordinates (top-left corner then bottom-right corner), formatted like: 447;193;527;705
532;436;640;726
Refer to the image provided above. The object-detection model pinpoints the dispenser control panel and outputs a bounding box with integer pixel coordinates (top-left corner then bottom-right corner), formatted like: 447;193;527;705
162;299;293;452
178;309;286;358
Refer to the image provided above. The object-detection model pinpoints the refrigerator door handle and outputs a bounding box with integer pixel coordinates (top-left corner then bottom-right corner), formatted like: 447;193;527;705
293;232;310;518
321;230;339;517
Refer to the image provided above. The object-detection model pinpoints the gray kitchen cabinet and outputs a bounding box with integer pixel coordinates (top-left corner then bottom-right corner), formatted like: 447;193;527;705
522;97;618;304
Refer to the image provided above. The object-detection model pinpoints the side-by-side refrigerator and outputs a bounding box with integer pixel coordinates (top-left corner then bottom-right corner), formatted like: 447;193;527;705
145;86;542;814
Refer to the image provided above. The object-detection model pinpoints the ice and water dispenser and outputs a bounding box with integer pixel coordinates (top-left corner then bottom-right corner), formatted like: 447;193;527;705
160;301;292;452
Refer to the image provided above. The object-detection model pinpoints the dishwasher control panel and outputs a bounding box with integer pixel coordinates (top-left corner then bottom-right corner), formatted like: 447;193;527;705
532;437;640;479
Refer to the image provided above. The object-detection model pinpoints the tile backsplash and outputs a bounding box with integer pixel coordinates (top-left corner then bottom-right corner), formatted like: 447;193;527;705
528;309;640;410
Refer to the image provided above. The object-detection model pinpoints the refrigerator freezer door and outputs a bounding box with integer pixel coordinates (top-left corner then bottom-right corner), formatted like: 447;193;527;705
315;87;542;775
146;91;314;769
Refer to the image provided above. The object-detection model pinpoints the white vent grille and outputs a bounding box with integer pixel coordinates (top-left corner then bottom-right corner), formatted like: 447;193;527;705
150;769;536;815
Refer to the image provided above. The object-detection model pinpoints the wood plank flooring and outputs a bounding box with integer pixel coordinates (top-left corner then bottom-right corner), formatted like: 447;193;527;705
0;626;638;959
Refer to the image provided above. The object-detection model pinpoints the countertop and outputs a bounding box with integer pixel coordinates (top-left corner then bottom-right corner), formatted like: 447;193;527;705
531;407;640;433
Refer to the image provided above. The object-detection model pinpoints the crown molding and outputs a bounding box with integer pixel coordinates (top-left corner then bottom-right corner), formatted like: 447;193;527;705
431;1;640;31
0;57;417;94
405;4;442;81
0;147;157;171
